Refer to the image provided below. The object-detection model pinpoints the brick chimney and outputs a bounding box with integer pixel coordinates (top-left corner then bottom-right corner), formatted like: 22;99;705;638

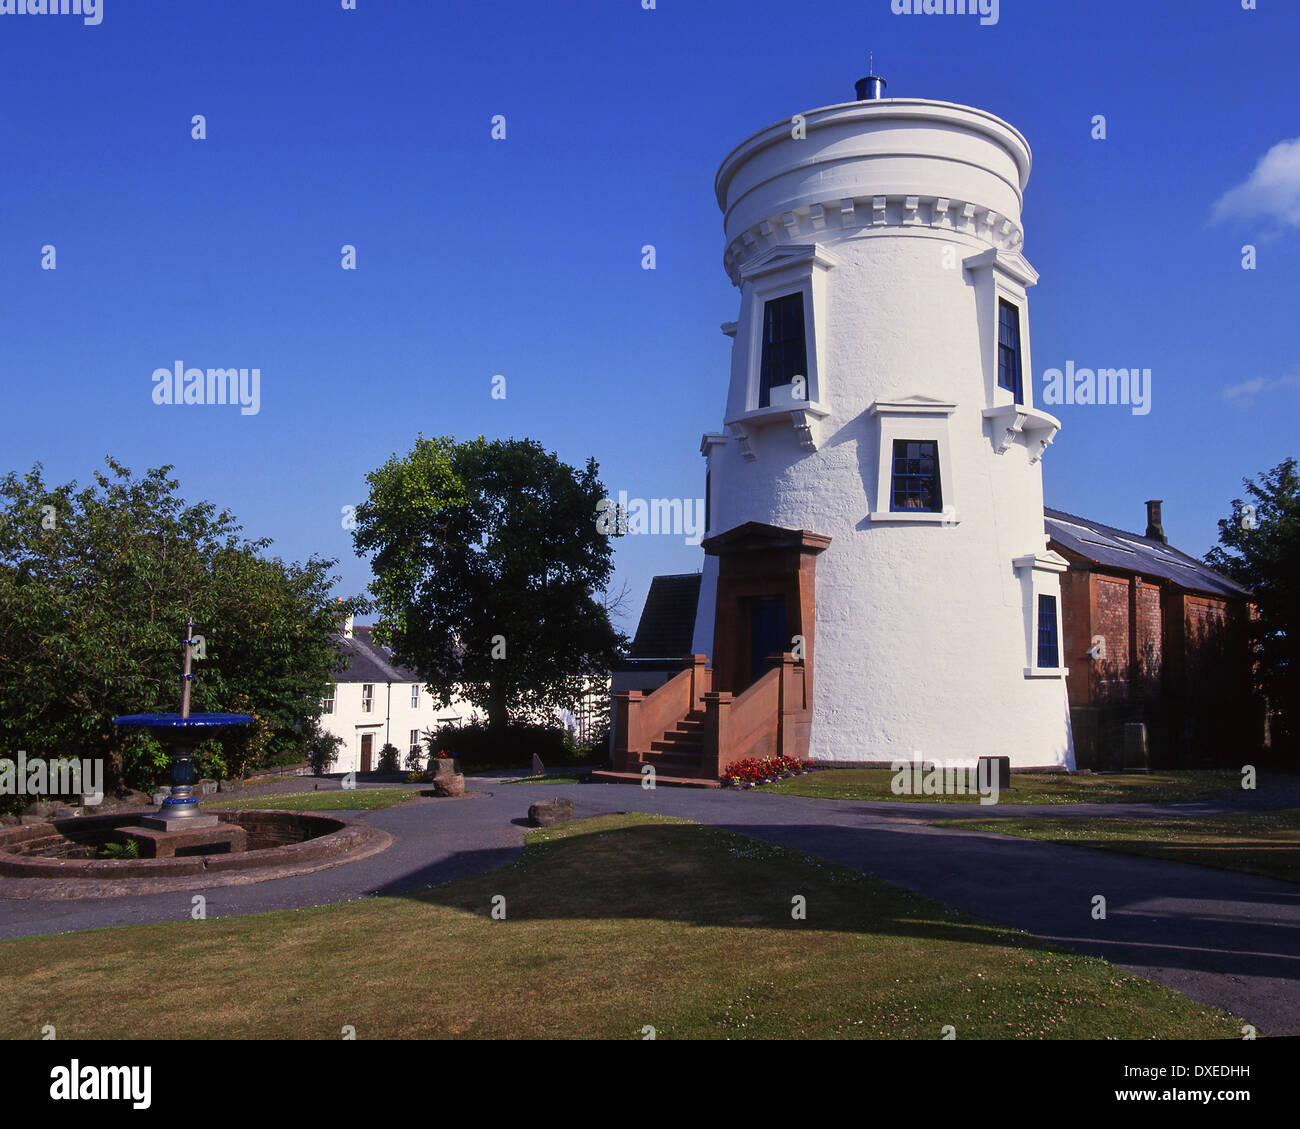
1145;499;1167;544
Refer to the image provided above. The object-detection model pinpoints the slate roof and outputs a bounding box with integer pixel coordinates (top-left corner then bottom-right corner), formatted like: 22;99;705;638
334;625;422;684
1044;507;1250;599
627;573;703;659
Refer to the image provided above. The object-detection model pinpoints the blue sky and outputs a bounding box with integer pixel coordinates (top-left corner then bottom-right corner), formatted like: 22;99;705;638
2;0;1296;638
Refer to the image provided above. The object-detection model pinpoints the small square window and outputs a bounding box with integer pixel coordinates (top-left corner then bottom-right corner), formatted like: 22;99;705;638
890;440;943;513
1037;594;1060;668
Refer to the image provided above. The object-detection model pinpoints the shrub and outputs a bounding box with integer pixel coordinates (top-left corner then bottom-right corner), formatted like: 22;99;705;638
425;720;577;772
305;721;343;777
99;839;142;860
377;743;401;773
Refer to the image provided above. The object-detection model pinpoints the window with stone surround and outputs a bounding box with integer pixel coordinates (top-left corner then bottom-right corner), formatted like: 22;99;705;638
1015;552;1069;678
868;399;957;525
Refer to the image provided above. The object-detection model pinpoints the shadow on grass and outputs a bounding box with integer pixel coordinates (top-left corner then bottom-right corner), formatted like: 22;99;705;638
376;820;1087;959
371;816;1300;997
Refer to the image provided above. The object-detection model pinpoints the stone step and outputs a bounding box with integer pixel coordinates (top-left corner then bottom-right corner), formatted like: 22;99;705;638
650;737;704;753
639;751;703;770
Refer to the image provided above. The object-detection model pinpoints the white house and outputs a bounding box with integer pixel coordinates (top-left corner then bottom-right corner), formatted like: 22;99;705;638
320;617;478;774
607;72;1074;781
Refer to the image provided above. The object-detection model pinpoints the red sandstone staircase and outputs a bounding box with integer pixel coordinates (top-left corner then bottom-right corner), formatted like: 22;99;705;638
593;653;810;787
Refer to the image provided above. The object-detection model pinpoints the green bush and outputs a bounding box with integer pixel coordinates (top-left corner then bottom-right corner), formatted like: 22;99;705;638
304;721;343;777
425;721;583;772
377;743;401;773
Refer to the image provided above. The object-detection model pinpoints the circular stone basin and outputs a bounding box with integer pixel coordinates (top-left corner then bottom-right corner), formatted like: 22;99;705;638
0;810;391;897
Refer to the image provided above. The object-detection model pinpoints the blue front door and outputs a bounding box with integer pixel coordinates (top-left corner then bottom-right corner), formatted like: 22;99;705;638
748;597;787;688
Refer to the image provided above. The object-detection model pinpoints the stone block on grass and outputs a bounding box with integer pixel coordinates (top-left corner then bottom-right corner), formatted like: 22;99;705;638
528;797;573;828
432;772;465;798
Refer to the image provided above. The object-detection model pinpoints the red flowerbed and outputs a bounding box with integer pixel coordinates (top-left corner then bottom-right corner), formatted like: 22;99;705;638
723;754;811;787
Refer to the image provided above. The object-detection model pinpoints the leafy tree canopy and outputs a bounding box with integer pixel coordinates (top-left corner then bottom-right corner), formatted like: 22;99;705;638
352;435;624;729
0;457;363;793
1206;457;1299;750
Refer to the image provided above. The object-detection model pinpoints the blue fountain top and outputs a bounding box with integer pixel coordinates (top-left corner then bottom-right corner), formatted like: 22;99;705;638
112;712;255;728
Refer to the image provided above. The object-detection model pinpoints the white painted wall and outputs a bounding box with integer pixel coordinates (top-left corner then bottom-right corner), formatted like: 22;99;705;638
320;680;476;775
701;96;1073;769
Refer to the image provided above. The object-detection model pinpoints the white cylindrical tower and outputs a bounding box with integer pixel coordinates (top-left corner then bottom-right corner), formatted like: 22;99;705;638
698;75;1073;769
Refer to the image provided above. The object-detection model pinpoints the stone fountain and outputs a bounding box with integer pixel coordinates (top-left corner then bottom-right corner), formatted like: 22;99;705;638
111;619;254;857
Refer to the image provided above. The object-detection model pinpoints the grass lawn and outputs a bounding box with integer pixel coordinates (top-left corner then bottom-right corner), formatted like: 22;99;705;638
0;814;1241;1040
936;809;1300;885
763;768;1242;805
203;788;417;812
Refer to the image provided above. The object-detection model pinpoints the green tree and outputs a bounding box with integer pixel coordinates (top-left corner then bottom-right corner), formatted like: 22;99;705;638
0;457;362;794
353;436;624;730
1206;457;1300;753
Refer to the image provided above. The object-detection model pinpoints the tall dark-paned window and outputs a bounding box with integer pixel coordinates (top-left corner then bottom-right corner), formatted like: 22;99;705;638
1037;594;1059;668
997;298;1023;403
890;440;942;512
759;292;807;408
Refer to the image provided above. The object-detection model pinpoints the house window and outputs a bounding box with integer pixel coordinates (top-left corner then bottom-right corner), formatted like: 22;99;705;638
758;292;807;408
361;684;374;713
410;729;421;756
890;440;943;513
997;299;1024;403
322;691;334;715
410;684;419;709
1037;594;1060;669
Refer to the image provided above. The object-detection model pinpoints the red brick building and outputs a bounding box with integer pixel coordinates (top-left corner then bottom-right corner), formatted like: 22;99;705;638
1046;502;1260;769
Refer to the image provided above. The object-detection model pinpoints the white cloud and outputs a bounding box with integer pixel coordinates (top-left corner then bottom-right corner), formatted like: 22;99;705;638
1212;137;1300;229
1222;367;1300;405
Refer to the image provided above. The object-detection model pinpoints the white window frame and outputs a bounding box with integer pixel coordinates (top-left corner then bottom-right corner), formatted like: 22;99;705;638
361;684;374;713
868;399;959;525
1014;552;1070;678
966;247;1060;463
410;684;419;709
723;244;838;456
322;690;335;715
